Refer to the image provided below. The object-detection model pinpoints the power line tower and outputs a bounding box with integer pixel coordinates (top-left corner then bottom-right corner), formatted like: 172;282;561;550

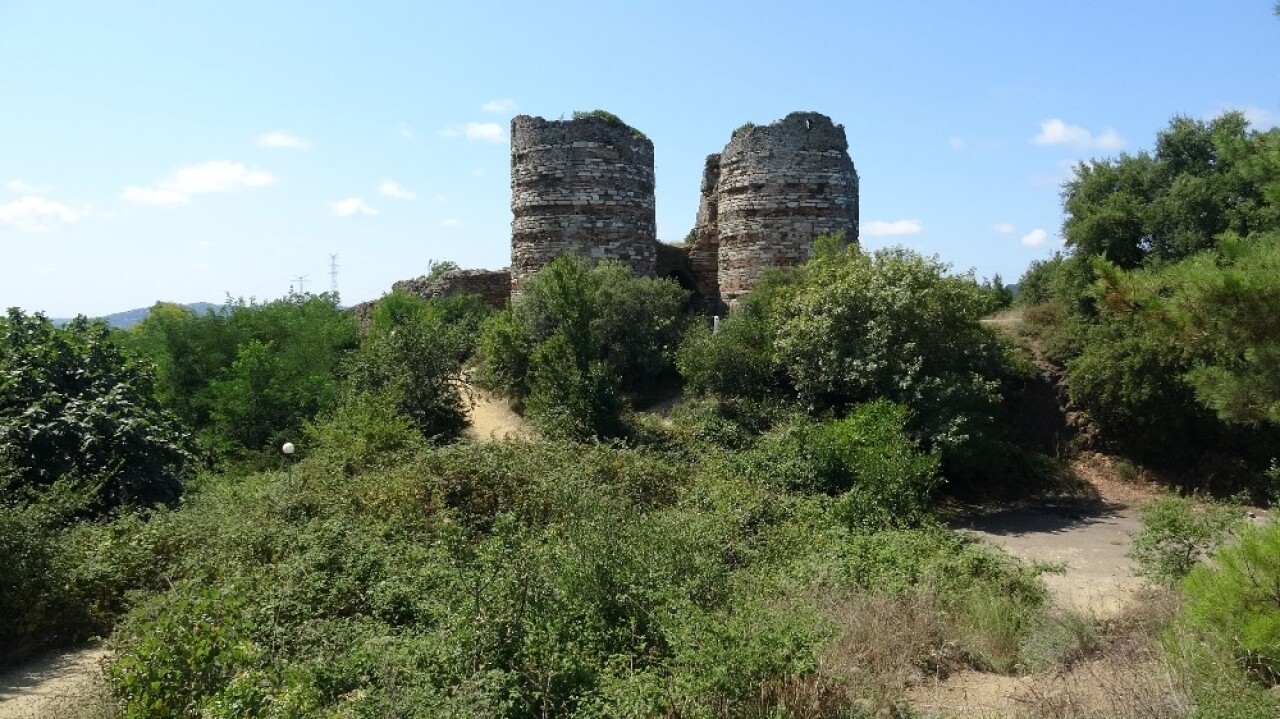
329;254;339;297
291;274;309;294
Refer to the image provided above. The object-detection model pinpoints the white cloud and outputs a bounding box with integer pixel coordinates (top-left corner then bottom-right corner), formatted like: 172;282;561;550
1021;229;1049;247
440;218;462;227
378;180;417;201
481;98;518;113
170;161;274;193
862;219;922;237
331;197;378;218
120;186;189;206
948;136;966;150
1032;119;1125;151
257;130;312;151
993;222;1016;234
6;179;48;194
440;122;507;143
121;161;276;207
471;167;485;178
399;123;415;140
0;196;81;233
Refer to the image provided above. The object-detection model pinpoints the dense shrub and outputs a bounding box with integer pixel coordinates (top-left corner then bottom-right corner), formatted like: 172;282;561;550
1179;521;1280;684
477;257;688;440
303;391;427;477
1161;520;1280;717
677;268;797;403
735;401;940;530
0;504;80;651
100;437;1048;717
1129;494;1242;584
681;243;1031;493
775;246;1010;455
127;293;358;462
344;290;470;441
0;310;191;511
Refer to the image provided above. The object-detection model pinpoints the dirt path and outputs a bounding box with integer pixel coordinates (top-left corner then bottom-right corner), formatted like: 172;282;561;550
908;460;1162;717
464;389;530;441
0;644;111;719
954;456;1157;619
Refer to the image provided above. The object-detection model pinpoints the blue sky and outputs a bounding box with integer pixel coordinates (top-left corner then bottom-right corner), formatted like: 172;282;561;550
2;1;1277;316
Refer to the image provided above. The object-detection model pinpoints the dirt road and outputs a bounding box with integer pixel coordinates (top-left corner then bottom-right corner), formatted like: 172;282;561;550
0;644;111;719
957;500;1143;618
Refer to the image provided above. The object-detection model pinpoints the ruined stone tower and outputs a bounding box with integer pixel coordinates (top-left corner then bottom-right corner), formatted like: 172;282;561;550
509;113;657;294
695;112;859;307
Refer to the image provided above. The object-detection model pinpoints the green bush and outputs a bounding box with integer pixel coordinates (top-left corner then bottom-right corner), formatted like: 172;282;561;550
775;247;1010;455
571;109;648;140
524;331;623;441
109;587;269;718
99;434;1054;716
0;310;191;511
345;291;470;441
303;390;427;477
1179;521;1280;683
0;504;80;650
737;401;940;530
1130;494;1241;584
477;257;688;440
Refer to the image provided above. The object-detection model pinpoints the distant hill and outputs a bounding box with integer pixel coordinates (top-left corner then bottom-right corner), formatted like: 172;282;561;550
52;302;221;329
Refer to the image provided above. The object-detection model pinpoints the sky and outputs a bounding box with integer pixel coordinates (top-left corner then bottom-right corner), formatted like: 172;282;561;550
2;1;1278;317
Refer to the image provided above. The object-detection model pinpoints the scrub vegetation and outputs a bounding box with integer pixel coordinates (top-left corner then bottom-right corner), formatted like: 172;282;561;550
2;112;1278;717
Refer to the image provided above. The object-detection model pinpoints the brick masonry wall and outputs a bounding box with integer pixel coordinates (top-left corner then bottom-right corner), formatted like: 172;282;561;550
709;112;859;302
688;153;725;312
510;114;657;295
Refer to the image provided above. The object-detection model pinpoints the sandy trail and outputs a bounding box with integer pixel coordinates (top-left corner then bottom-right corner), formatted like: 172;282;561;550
956;499;1143;618
909;457;1166;716
0;644;111;719
464;389;530;441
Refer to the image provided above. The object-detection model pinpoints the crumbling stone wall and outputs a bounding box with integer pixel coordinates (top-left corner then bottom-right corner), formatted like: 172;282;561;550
510;114;657;295
348;268;511;334
701;112;859;303
393;268;511;309
688;153;724;310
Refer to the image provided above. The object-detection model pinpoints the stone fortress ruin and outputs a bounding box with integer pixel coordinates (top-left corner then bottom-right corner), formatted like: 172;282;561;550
386;110;859;314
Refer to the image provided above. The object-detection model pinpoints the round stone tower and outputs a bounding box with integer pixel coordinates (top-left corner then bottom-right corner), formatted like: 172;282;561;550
713;111;859;302
510;113;657;294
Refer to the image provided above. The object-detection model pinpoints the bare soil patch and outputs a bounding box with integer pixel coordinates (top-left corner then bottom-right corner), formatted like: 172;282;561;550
465;389;530;441
0;644;112;719
953;454;1161;619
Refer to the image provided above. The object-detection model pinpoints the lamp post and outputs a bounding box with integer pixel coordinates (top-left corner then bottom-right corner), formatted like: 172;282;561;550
282;441;295;480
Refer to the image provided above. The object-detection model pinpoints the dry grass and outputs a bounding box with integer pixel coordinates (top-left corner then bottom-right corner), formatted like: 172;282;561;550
812;593;966;713
1012;589;1192;719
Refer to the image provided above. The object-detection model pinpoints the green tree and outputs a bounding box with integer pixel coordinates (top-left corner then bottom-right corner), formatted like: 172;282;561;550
128;293;358;461
344;290;470;441
1015;254;1065;306
980;273;1014;312
1062;112;1279;269
775;246;1009;454
1159;232;1280;426
476;257;688;439
0;310;191;510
